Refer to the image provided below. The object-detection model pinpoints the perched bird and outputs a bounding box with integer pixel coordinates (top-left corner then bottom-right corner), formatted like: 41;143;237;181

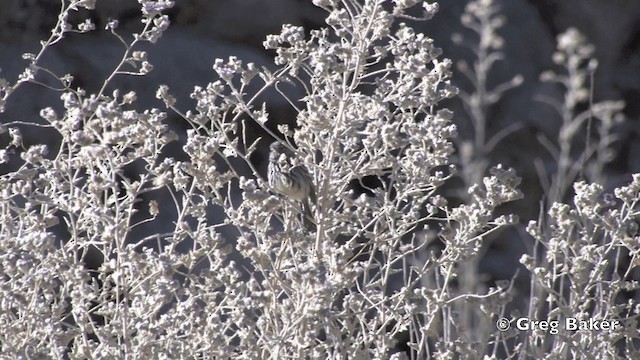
268;141;316;222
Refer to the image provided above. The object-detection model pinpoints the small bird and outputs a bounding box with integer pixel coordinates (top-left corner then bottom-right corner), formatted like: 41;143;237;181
268;141;316;221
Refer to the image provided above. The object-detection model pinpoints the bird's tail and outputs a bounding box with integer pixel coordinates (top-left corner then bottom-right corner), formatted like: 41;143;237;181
303;199;316;231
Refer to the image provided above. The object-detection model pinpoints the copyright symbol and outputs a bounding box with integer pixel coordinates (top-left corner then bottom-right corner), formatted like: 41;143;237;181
496;317;510;332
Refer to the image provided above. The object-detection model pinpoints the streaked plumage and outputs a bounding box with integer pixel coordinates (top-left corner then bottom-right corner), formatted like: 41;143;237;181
268;141;316;218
